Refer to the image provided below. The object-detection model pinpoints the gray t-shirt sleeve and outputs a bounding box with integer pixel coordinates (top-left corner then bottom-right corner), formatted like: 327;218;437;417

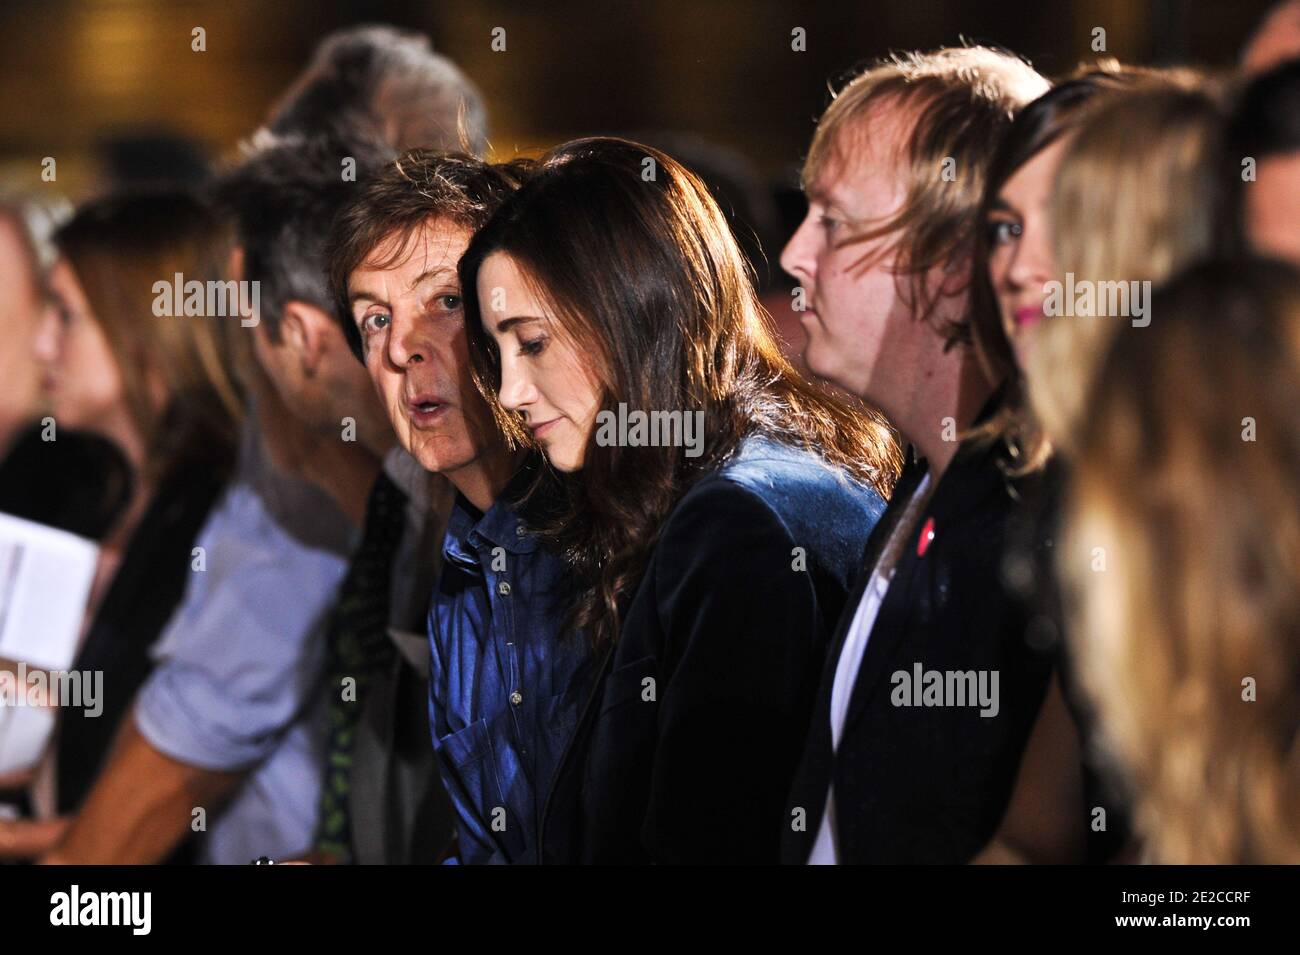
134;488;345;772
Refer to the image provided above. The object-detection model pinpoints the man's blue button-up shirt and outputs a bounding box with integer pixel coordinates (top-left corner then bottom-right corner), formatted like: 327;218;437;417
428;472;595;864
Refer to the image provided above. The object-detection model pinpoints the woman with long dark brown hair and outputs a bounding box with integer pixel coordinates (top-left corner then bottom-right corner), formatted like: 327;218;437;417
460;136;900;863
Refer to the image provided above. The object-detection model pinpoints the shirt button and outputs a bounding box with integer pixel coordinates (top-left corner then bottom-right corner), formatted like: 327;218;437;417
510;691;523;706
516;525;526;537
497;580;512;596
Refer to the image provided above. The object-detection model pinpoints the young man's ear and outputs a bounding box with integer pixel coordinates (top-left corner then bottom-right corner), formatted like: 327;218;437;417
279;301;337;376
937;252;974;299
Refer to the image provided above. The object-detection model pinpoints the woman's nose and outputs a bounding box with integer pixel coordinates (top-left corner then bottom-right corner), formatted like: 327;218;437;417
32;304;61;364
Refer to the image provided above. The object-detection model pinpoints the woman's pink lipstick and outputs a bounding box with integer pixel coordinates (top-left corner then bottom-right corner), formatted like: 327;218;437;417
1014;305;1043;329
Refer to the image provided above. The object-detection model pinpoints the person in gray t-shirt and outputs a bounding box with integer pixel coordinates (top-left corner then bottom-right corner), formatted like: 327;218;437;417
132;422;352;864
39;135;398;864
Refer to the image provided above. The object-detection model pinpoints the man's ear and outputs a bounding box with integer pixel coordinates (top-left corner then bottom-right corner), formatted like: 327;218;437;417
279;300;337;376
936;252;974;299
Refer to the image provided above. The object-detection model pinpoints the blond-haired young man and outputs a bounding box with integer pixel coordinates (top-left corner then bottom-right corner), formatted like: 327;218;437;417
781;47;1057;864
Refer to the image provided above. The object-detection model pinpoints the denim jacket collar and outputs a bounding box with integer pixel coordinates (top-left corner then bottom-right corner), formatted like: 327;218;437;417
443;459;542;568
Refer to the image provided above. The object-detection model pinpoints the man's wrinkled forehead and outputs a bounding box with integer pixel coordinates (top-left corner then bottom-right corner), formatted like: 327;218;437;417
360;216;469;280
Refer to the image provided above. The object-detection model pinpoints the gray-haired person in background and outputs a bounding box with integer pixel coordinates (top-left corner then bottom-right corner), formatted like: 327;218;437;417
266;23;489;157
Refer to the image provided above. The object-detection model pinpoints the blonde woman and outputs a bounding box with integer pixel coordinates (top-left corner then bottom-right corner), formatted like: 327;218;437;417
1064;257;1300;863
0;190;244;861
972;67;1232;864
1028;74;1229;453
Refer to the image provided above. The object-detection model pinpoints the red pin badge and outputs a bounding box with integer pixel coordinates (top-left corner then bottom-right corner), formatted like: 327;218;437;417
917;516;935;557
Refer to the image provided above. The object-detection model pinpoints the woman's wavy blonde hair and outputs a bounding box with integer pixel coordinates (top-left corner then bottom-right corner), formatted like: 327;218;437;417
1029;71;1229;454
1064;257;1300;863
968;62;1202;474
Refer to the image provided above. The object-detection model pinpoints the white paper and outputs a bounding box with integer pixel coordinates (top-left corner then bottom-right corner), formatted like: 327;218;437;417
0;511;99;777
0;511;99;670
0;703;56;777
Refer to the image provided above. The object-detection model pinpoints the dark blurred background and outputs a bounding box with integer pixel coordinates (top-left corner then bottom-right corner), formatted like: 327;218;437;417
0;0;1276;198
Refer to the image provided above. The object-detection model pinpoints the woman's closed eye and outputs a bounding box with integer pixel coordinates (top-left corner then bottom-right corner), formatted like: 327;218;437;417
518;334;548;357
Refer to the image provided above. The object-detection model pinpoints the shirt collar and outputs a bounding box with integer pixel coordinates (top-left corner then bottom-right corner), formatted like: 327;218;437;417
443;458;543;566
905;381;1026;527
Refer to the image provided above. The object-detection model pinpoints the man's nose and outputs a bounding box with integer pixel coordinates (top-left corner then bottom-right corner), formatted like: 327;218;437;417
387;311;426;367
780;213;818;286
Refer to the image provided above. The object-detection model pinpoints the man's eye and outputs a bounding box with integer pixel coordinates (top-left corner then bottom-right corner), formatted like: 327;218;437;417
819;214;840;232
362;312;391;334
437;294;462;311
